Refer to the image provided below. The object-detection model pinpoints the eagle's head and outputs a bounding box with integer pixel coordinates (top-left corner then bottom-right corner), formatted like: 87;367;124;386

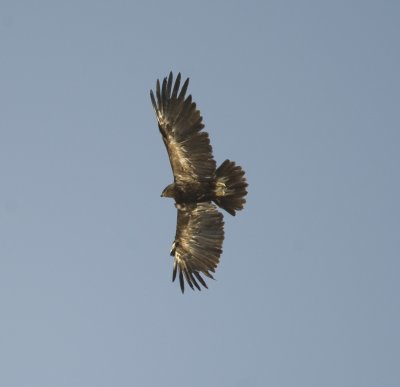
161;183;175;198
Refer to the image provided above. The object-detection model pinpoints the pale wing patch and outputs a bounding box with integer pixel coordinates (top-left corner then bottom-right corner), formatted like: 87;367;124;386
167;134;194;178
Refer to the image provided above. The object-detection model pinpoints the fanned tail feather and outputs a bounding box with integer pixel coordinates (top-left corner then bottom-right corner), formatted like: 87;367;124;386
214;160;248;216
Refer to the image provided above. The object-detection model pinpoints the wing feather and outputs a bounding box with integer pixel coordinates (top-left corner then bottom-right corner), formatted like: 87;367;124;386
150;72;216;184
171;73;181;99
171;202;224;293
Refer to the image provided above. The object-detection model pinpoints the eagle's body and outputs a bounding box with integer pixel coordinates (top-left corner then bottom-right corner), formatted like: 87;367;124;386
150;72;247;292
161;179;215;204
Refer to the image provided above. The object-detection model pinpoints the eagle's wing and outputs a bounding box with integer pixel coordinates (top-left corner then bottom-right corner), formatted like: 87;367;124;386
150;72;216;184
171;202;225;293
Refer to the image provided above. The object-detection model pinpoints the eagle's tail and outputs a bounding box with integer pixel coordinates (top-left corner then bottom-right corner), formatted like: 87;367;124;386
214;160;248;216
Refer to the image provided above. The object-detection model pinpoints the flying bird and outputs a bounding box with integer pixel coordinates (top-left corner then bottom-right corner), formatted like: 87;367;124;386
150;72;248;293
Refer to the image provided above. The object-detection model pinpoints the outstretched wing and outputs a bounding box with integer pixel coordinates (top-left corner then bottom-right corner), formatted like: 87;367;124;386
150;72;216;184
170;202;225;293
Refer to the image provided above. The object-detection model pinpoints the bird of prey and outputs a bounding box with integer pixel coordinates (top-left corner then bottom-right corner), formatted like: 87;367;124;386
150;72;247;293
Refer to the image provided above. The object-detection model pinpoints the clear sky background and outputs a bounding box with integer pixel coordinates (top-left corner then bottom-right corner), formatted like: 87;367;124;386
1;1;399;386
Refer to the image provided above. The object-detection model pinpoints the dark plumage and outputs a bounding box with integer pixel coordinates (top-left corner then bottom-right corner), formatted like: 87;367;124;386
150;72;248;292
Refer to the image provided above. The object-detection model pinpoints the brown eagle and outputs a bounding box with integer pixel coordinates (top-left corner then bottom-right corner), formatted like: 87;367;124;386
150;72;247;293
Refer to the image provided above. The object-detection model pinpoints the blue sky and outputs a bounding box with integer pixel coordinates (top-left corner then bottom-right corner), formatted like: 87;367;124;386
1;1;399;386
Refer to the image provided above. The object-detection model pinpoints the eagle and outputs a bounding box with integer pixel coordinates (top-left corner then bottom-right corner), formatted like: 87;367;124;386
150;72;248;293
